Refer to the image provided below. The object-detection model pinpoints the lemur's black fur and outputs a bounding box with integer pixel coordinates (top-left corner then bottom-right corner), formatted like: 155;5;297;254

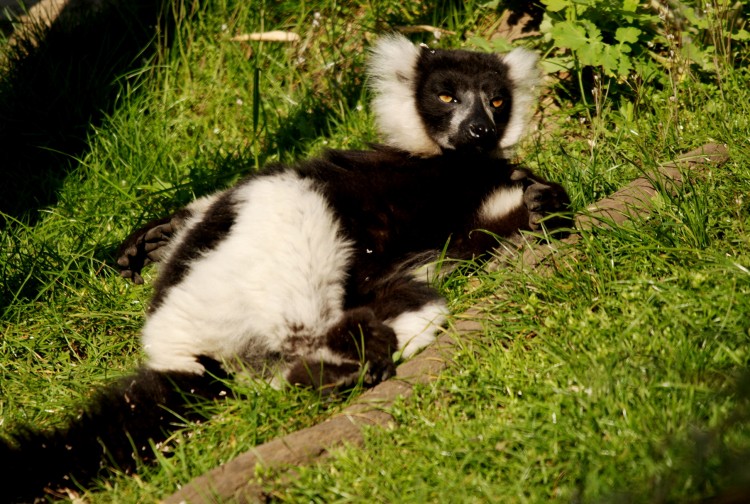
1;35;570;502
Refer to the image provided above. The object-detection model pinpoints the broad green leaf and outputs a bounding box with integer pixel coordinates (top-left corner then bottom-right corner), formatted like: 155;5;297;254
539;12;555;38
600;44;620;75
542;0;571;13
539;56;574;74
583;19;602;41
467;36;493;52
551;21;589;50
616;26;641;44
682;6;709;29
617;53;634;76
681;40;707;67
491;38;515;52
578;40;604;67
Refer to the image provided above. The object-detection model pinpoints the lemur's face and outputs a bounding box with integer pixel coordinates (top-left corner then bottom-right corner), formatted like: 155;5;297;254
368;35;539;159
415;49;514;155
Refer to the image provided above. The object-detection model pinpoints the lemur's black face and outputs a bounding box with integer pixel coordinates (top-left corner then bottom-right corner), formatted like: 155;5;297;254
415;48;514;155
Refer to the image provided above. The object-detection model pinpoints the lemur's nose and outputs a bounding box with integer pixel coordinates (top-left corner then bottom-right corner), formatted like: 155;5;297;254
468;122;495;139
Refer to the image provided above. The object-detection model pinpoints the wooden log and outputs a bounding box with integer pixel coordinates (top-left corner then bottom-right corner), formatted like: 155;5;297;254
164;143;728;504
519;142;729;270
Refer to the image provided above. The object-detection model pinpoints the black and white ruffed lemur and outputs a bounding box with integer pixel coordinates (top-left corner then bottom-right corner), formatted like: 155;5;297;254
1;34;570;502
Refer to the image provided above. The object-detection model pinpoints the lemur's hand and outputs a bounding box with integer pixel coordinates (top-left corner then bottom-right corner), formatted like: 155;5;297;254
523;180;571;232
116;215;182;284
510;169;571;232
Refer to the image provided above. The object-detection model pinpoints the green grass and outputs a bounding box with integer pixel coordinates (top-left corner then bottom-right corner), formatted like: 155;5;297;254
2;1;750;502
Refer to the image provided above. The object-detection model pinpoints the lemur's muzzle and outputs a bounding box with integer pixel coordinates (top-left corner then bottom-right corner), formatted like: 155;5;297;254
468;121;495;140
455;106;497;152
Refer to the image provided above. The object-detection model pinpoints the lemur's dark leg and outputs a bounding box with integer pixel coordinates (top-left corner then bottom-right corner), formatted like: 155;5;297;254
285;307;398;393
116;209;191;284
285;264;447;394
365;274;448;359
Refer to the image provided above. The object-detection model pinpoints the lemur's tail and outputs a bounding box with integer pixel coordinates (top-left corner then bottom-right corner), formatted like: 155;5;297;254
1;357;230;503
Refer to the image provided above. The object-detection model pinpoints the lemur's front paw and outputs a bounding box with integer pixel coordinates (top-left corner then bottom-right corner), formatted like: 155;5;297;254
523;181;572;233
116;216;180;284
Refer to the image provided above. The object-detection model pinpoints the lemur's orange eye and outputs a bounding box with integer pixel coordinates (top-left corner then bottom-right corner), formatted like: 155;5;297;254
491;97;505;108
438;94;455;103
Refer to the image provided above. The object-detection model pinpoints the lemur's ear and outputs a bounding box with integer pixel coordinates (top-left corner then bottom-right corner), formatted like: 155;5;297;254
417;42;437;57
367;34;443;157
498;48;541;157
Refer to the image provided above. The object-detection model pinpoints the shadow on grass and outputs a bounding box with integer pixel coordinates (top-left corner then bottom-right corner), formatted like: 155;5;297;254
0;0;369;311
0;0;180;226
91;79;369;264
599;370;750;504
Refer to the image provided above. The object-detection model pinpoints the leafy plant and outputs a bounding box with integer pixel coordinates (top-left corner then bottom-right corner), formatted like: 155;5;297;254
539;0;657;78
540;0;654;78
539;0;750;80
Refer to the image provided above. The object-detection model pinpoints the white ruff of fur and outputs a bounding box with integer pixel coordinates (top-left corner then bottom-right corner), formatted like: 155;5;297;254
386;300;449;358
498;47;540;158
368;34;442;157
479;185;524;221
142;172;353;374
